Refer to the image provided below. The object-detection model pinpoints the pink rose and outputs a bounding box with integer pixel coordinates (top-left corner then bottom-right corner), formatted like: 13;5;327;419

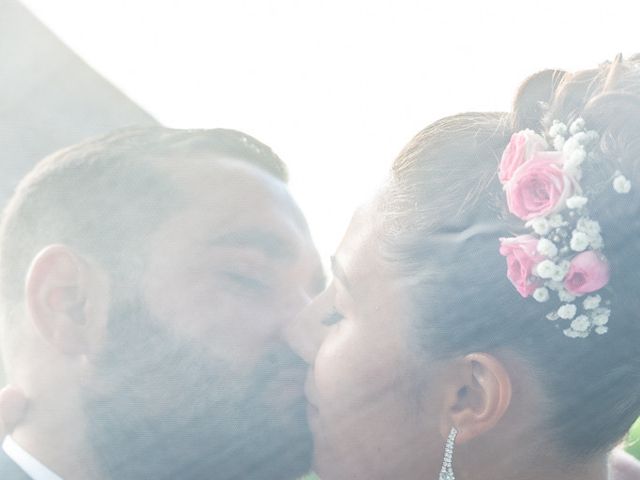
564;251;610;295
499;130;548;184
499;235;545;297
504;152;575;221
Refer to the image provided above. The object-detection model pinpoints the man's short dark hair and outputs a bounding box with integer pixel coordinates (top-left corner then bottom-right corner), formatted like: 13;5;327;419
0;126;288;317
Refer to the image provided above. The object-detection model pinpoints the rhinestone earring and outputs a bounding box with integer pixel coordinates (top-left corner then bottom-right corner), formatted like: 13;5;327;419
438;427;458;480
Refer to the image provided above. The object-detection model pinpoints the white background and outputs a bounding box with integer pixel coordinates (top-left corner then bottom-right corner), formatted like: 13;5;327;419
21;0;640;259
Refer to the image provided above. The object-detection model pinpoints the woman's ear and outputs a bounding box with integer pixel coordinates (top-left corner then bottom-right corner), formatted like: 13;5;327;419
440;353;513;443
25;245;109;356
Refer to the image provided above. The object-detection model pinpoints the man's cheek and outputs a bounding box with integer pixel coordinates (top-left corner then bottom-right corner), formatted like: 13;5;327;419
199;308;284;370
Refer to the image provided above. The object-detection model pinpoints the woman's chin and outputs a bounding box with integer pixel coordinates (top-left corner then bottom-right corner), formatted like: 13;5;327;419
311;432;372;480
312;448;350;480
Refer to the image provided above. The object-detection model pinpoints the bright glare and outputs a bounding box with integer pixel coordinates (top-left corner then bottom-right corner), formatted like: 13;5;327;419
20;0;640;259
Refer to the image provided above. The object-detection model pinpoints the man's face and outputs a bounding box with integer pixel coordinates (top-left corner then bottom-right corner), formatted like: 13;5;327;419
84;159;324;480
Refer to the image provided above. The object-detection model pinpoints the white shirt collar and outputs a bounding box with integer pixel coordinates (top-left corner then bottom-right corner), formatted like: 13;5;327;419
2;435;63;480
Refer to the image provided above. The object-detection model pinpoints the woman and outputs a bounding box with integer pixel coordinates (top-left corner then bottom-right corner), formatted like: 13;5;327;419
289;55;640;479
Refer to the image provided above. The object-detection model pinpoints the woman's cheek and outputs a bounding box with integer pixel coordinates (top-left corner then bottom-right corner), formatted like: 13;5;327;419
314;322;374;412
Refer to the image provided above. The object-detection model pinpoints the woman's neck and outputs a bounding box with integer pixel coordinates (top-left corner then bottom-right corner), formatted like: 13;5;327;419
456;448;609;480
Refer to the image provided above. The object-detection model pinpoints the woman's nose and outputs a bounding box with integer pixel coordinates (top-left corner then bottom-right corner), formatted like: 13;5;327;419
283;295;328;365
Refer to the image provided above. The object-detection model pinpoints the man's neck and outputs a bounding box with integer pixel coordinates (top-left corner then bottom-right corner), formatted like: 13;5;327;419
3;435;63;480
11;409;104;480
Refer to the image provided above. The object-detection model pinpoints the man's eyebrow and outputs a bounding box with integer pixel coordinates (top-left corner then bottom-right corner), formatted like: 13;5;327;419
210;229;296;261
330;255;350;290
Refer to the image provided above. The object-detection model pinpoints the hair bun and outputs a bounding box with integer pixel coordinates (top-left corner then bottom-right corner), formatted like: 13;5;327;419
512;69;566;132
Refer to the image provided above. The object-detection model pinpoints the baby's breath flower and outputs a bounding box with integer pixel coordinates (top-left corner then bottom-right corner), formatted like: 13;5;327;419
583;295;601;310
566;196;588;209
527;217;551;236
546;311;559;321
569;118;586;135
589;233;604;250
537;238;558;258
562;137;583;156
576;218;600;236
533;287;550;303
592;308;610;326
558;304;577;320
570;315;591;332
564;148;586;172
558;289;576;303
549;121;568;138
548;214;566;228
572;131;589;144
570;231;590;252
536;260;557;279
613;173;631;194
586;130;599;144
563;329;580;338
551;260;570;282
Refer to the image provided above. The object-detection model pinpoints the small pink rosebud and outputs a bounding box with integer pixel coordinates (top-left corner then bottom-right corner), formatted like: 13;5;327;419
564;251;610;295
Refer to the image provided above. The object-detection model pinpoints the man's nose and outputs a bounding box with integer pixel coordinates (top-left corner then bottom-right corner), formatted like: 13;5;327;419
283;294;327;365
280;286;312;320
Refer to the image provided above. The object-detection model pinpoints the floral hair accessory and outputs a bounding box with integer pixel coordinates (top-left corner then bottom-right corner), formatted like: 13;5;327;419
498;118;629;338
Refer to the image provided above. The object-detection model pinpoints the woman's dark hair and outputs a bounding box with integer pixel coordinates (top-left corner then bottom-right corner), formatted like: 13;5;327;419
381;55;640;459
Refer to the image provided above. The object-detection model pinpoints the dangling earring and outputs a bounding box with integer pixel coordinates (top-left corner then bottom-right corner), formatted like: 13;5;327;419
438;427;458;480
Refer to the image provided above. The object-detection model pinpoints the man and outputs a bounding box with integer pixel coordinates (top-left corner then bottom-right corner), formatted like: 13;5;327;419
0;127;324;479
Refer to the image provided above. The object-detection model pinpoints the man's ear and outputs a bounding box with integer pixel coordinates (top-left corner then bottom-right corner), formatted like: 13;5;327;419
25;245;109;356
440;353;512;443
0;385;27;436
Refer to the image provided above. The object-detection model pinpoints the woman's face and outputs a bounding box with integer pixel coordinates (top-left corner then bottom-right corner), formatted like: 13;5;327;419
290;204;449;480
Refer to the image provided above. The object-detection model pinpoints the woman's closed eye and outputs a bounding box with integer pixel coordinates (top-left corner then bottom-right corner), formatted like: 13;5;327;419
321;307;344;326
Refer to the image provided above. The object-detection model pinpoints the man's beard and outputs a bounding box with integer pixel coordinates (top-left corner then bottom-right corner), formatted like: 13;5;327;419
82;298;312;480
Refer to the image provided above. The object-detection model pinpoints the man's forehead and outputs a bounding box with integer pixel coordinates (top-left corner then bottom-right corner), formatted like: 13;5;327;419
149;155;316;263
161;156;305;223
159;155;278;189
